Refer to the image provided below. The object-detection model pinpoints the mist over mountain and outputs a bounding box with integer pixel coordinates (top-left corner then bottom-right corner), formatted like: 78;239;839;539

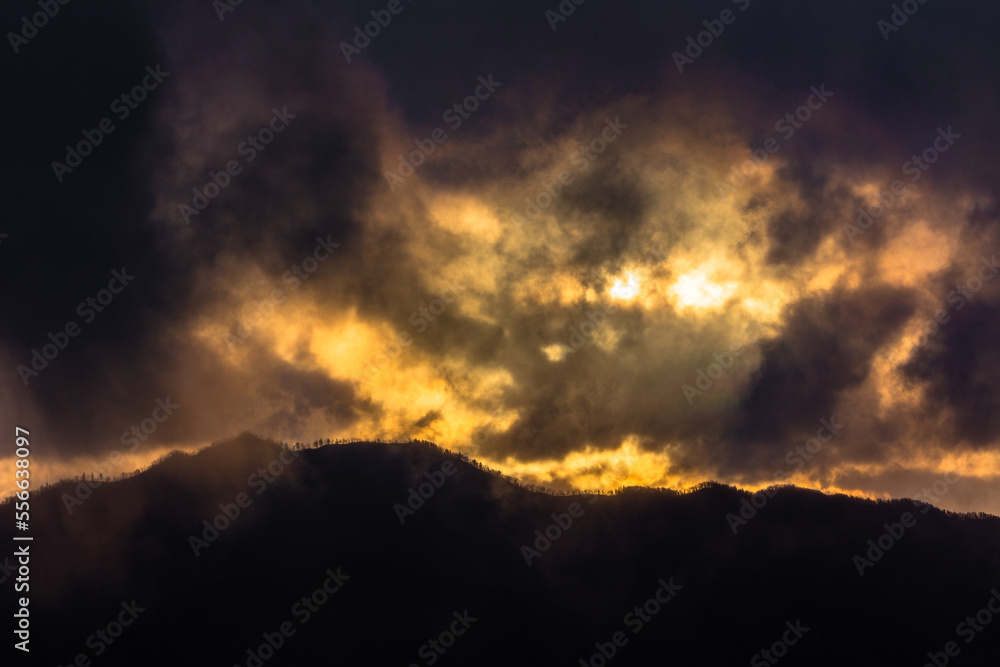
3;434;998;666
4;1;999;664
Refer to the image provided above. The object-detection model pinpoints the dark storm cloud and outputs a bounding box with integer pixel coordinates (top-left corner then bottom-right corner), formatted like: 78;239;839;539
904;298;1000;447
480;345;628;460
763;156;852;265
2;0;998;507
724;285;916;463
474;282;921;474
477;303;730;462
1;0;182;458
254;358;367;431
1;0;385;455
364;0;997;165
0;0;164;344
410;409;443;432
561;158;651;270
362;0;998;272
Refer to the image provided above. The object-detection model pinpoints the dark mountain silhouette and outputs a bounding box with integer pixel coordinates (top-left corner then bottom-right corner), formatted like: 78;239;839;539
3;433;998;666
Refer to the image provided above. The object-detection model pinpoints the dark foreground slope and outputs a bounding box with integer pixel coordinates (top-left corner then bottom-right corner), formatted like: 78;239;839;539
2;434;999;666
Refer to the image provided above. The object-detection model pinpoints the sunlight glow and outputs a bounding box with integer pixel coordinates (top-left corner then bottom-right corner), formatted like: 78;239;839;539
668;268;737;310
609;272;641;300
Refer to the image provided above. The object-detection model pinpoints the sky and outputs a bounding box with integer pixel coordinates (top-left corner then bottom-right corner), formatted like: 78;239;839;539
2;0;999;514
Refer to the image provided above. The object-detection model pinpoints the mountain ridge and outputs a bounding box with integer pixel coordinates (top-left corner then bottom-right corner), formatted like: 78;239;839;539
3;433;998;666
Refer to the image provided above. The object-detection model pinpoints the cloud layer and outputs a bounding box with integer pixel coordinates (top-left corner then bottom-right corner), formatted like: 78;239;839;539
2;0;998;513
